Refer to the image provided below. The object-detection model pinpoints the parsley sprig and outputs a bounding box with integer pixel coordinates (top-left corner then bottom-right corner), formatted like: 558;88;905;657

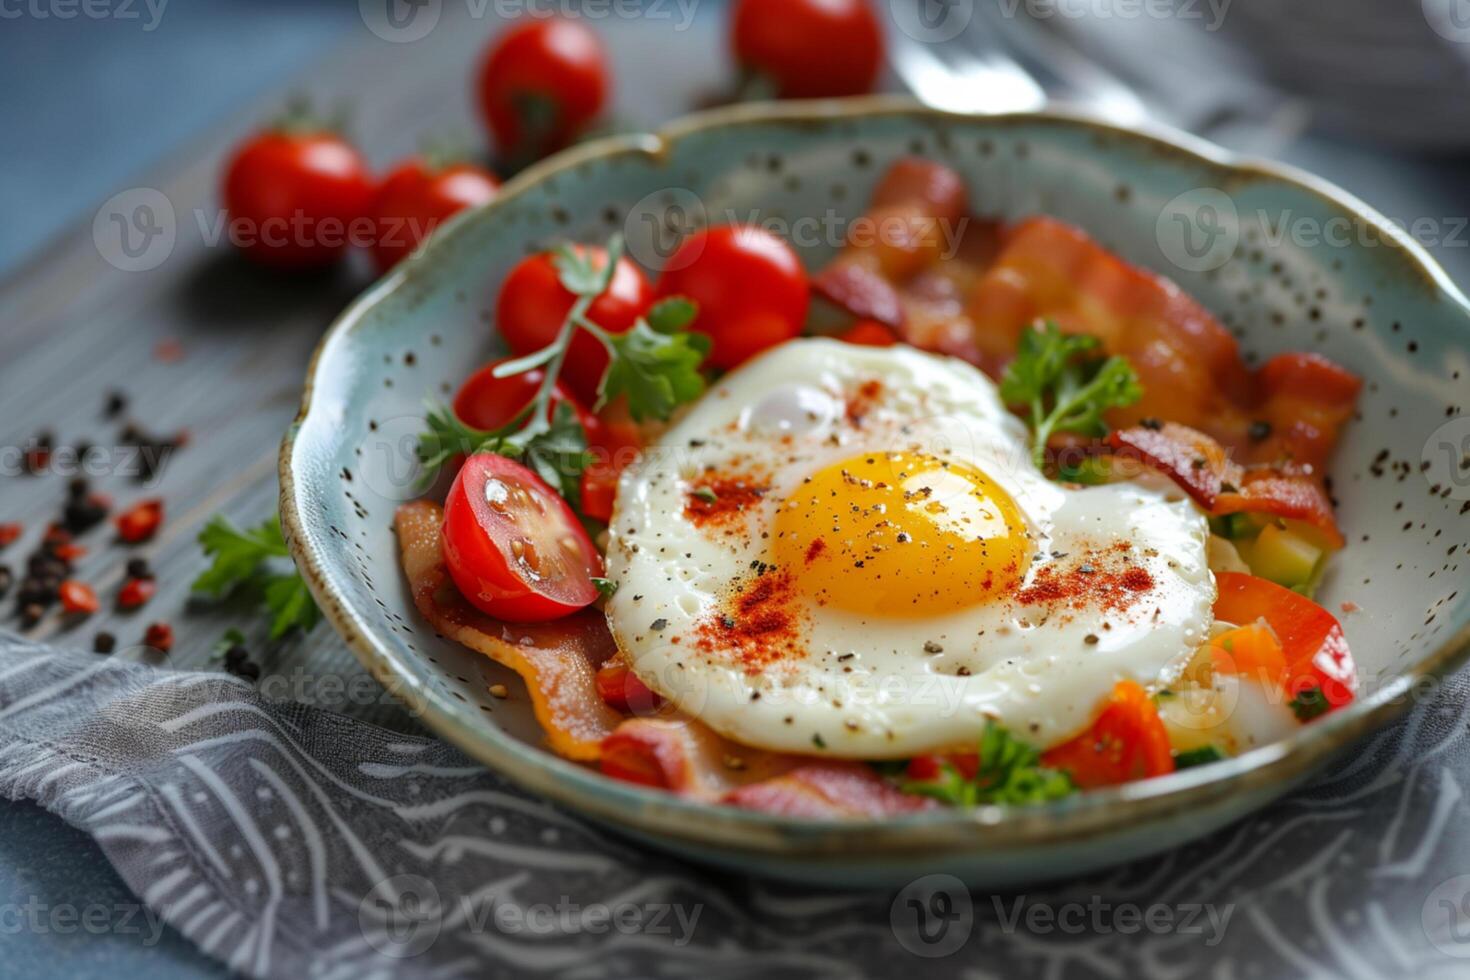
1000;322;1142;469
416;235;709;495
192;515;320;640
901;723;1075;807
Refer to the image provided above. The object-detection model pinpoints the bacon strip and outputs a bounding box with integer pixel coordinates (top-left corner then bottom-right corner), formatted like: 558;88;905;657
1108;422;1344;547
723;764;938;818
395;501;624;760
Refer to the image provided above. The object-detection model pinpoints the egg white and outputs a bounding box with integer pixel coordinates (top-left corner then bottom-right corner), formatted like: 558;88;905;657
604;339;1215;758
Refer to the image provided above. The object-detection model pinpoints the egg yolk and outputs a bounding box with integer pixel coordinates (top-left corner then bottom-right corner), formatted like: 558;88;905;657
774;452;1030;617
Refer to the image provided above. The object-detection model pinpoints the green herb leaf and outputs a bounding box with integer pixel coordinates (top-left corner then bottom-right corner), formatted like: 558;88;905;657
211;628;247;660
482;401;593;508
1289;686;1330;721
600;320;710;422
552;235;623;297
1173;745;1226;769
1000;322;1143;469
192;515;289;598
591;576;618;599
263;573;320;640
691;486;718;504
900;722;1076;807
644;296;699;334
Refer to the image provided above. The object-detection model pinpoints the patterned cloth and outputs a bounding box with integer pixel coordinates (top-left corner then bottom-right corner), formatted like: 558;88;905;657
1;633;1468;979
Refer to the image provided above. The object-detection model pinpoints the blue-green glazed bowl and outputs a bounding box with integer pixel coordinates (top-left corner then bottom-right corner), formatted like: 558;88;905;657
281;98;1470;888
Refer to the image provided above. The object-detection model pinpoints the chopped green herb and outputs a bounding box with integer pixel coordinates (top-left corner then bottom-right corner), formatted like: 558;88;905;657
900;722;1075;807
691;486;719;504
812;733;827;749
1289;686;1330;721
591;576;618;598
1000;322;1143;469
1173;745;1226;769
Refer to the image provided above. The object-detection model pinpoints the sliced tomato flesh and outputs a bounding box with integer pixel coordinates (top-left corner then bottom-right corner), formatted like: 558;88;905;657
1213;572;1356;709
441;453;602;622
1042;680;1175;789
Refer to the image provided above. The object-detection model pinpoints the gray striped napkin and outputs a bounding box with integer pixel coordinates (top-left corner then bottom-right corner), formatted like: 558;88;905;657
1;632;1468;978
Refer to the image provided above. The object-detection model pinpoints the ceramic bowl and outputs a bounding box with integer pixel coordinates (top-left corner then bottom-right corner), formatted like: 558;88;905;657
280;97;1470;888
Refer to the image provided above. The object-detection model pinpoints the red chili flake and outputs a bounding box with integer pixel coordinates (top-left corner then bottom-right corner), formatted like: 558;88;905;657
117;577;157;610
42;524;73;548
143;621;174;653
53;544;88;562
683;476;769;529
59;580;100;615
116;499;164;543
844;379;884;426
1016;552;1155;613
695;570;804;675
154;338;185;363
804;538;827;564
0;523;20;547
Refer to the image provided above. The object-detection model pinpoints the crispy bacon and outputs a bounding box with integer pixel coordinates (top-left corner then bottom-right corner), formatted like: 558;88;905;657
723;764;938;818
1108;422;1344;547
395;501;624;760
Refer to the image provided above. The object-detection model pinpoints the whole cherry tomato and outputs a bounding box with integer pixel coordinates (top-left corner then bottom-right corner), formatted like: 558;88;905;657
495;246;653;403
477;18;609;164
222;124;374;270
369;159;499;274
654;226;809;370
731;0;884;99
441;453;603;622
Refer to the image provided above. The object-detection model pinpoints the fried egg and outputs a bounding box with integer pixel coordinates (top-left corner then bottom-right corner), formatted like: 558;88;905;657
604;339;1214;757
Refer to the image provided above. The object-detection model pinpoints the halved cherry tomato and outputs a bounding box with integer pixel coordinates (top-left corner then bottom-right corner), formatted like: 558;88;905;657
731;0;883;99
1213;572;1356;709
594;654;661;714
115;500;164;544
838;320;899;347
477;18;609;163
368;159;499;274
495;246;652;403
654;226;809;370
60;580;99;615
1042;680;1175;789
441;453;603;622
222;127;374;270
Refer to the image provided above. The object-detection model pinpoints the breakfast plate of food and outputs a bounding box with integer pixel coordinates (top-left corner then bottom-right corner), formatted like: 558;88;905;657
280;98;1470;886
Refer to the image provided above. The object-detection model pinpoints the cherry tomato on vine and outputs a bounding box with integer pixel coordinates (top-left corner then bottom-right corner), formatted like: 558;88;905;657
495;246;653;403
730;0;884;99
654;226;809;370
369;159;499;274
222;123;374;270
441;453;603;622
477;18;609;164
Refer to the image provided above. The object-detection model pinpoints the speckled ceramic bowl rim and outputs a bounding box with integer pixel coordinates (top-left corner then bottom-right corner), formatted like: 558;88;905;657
280;96;1470;858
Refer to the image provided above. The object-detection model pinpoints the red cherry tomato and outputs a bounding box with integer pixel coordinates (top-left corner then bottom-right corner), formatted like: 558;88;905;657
369;159;499;274
477;18;609;162
222;130;374;270
654;226;810;370
452;359;592;434
117;577;157;610
495;247;653;403
731;0;883;99
838;320;899;347
594;655;661;714
441;453;603;622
